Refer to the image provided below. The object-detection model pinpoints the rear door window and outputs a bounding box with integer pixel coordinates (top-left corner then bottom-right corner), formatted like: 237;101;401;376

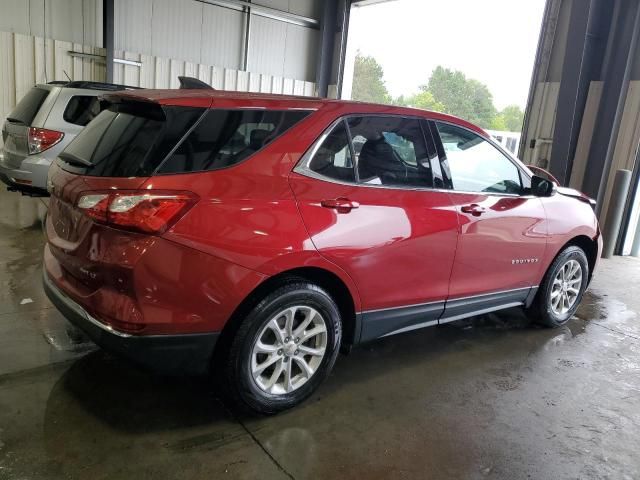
307;120;355;183
63;96;104;126
7;87;51;125
157;110;311;173
347;116;433;188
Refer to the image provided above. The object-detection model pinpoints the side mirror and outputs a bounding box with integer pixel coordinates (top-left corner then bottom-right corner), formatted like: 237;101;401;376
527;165;560;184
531;175;556;197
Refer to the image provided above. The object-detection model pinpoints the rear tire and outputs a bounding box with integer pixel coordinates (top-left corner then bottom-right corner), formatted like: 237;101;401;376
222;281;342;415
527;245;589;327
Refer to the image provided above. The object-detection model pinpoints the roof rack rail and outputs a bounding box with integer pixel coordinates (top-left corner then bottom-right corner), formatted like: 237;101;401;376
47;81;142;91
66;81;143;91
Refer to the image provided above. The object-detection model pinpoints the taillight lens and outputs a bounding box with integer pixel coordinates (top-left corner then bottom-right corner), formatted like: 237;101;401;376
28;127;64;154
76;190;198;234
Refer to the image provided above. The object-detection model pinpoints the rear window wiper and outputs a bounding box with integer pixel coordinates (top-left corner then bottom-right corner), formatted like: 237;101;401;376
59;152;93;167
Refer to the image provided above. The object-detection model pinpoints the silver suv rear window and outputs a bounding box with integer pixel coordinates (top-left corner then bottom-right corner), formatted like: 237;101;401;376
6;87;50;125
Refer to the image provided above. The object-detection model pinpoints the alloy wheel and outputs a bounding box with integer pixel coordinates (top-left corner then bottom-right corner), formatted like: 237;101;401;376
550;259;583;316
250;305;328;395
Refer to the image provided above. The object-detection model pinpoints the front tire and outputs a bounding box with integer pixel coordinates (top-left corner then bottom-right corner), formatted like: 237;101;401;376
527;245;589;327
223;281;342;415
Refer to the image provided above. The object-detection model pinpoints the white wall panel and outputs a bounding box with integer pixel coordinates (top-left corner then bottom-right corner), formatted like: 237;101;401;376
169;59;186;89
0;0;30;33
248;15;287;78
151;0;203;64
114;0;153;54
211;66;224;89
1;0;102;46
237;70;249;91
139;53;156;87
1;29;317;149
3;0;320;83
521;81;560;168
0;31;106;149
287;0;319;18
200;4;244;70
283;23;318;80
0;31;17;123
13;34;36;100
254;0;288;12
154;56;171;88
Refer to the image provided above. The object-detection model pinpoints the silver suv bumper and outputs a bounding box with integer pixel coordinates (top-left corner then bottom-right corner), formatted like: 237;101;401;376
0;150;51;193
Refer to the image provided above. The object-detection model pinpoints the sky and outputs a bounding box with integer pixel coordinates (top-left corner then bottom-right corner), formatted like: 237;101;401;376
346;0;547;109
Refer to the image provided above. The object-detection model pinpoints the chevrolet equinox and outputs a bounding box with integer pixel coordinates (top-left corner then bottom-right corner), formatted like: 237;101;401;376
43;89;602;414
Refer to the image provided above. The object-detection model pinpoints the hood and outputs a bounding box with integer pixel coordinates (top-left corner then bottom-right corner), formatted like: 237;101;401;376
556;186;597;208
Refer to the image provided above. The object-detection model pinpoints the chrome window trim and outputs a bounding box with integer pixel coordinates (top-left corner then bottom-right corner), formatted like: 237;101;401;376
293;114;534;198
363;298;444;314
446;286;536;303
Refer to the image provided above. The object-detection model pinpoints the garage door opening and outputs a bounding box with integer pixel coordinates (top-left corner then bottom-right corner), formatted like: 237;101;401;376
341;0;546;155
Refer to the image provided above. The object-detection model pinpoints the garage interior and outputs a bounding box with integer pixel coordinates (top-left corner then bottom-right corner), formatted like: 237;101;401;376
0;0;639;478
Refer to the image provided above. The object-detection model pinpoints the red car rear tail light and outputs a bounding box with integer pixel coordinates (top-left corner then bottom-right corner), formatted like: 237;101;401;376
77;190;198;234
28;127;64;154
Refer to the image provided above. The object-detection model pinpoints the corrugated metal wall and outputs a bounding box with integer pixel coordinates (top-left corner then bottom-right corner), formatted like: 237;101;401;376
0;31;105;126
0;30;316;148
522;0;640;251
0;0;324;151
0;0;103;46
113;0;320;81
1;0;322;83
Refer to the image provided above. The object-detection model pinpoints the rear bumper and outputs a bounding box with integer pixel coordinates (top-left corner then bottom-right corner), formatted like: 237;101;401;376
43;270;219;375
0;153;50;195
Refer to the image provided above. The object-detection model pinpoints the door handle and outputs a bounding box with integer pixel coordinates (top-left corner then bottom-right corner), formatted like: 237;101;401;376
321;197;360;213
461;204;486;216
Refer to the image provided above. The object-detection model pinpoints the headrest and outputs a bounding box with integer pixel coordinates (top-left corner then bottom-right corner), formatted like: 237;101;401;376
250;129;273;150
361;138;394;158
309;149;332;171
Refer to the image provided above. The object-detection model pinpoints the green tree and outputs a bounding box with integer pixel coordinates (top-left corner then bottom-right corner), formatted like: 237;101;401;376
403;90;445;112
500;104;525;131
392;94;409;107
422;66;497;129
490;114;507;131
351;53;391;104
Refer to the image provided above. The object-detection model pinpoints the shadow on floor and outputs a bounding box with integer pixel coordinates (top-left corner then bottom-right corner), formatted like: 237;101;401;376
41;301;594;434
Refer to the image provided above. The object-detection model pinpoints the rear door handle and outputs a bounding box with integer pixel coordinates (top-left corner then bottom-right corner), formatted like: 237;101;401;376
321;197;360;213
461;204;486;216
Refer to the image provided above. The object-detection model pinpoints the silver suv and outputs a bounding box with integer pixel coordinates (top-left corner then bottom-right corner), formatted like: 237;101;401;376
1;81;139;196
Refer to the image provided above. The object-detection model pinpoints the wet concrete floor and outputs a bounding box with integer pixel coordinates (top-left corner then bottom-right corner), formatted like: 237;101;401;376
0;187;639;479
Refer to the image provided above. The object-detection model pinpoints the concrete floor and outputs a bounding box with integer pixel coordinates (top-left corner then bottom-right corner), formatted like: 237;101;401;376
0;187;639;480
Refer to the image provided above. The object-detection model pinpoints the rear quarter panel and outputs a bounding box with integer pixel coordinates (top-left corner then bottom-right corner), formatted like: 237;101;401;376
152;110;363;311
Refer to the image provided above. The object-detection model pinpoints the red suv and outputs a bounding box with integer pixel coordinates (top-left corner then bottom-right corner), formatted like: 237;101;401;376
44;89;602;413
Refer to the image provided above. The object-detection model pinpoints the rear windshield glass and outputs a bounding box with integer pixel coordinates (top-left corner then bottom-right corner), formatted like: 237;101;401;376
157;109;311;174
7;87;50;125
57;102;205;177
63;95;104;126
